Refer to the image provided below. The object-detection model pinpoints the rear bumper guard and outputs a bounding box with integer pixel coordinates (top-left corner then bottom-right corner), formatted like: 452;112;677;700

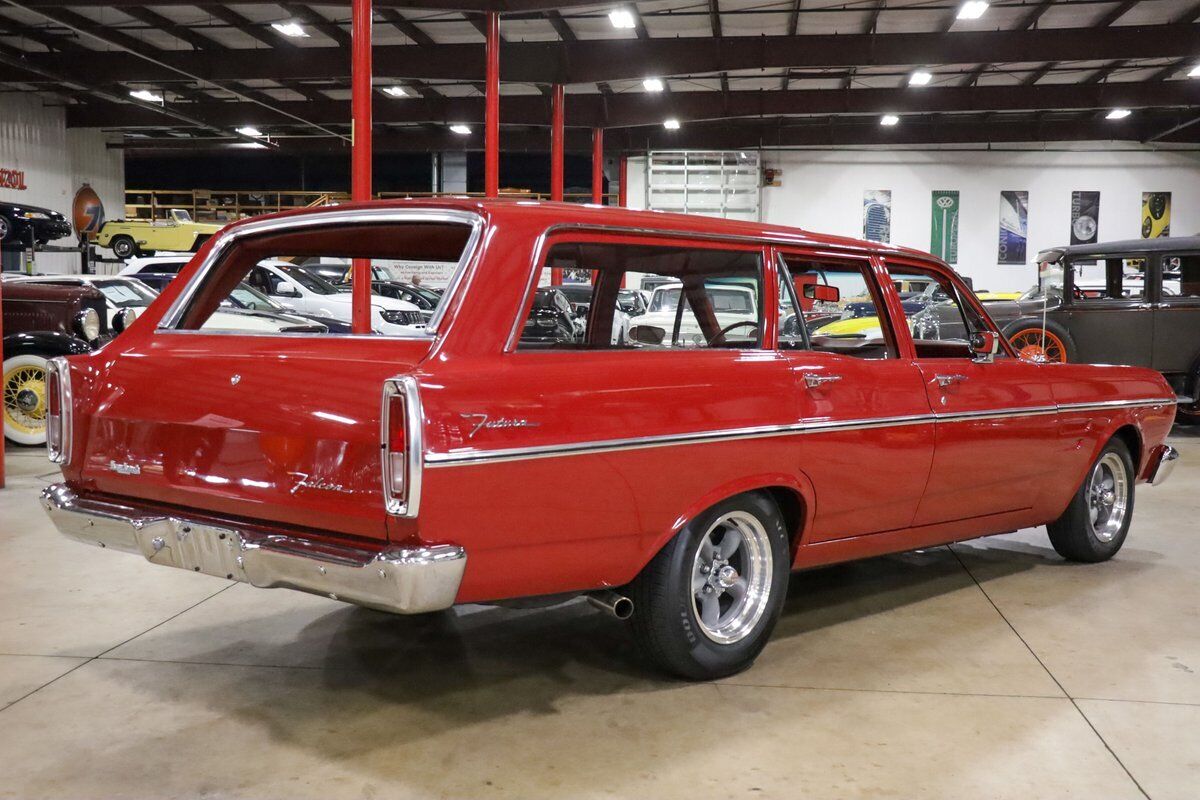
40;483;465;614
1147;445;1180;486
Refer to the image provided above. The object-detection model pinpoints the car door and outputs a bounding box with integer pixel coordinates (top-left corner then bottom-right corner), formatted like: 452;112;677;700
1152;251;1200;393
1061;253;1154;366
775;250;934;541
881;257;1065;526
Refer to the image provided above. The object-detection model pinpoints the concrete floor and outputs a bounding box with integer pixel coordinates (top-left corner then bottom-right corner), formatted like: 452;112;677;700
0;431;1197;800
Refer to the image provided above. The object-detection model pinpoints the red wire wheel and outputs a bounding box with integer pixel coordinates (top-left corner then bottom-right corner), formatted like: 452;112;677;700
1009;327;1067;363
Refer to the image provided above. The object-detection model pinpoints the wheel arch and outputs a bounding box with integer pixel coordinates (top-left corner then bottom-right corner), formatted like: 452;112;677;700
1110;424;1143;479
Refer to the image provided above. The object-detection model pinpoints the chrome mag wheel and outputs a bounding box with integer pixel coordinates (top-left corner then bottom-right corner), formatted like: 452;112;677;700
690;510;773;645
1088;452;1129;543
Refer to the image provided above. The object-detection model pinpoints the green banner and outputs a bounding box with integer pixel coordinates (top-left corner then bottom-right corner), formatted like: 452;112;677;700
930;190;960;264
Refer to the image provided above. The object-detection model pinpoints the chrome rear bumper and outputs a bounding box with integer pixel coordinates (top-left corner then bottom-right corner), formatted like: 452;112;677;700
40;483;465;614
1148;445;1180;486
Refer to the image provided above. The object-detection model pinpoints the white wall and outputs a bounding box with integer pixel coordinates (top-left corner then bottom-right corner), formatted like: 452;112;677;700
626;148;1200;292
0;94;124;273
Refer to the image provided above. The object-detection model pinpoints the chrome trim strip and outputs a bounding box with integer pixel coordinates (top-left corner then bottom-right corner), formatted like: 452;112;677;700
40;483;464;614
157;208;484;336
424;398;1171;468
381;375;424;517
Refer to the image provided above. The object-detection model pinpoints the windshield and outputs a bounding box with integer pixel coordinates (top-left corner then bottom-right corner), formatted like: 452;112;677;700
228;283;285;311
171;209;193;223
649;286;754;314
273;263;339;295
94;280;158;308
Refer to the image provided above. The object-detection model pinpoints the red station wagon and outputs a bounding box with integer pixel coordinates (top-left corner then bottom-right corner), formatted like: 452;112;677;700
40;200;1179;679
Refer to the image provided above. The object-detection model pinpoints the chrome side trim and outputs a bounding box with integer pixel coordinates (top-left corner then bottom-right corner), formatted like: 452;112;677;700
424;398;1171;469
381;375;424;517
1148;445;1179;486
157;207;484;336
40;483;464;614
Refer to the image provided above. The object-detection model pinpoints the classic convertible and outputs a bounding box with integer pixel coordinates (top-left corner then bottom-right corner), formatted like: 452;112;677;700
39;200;1178;680
97;208;224;259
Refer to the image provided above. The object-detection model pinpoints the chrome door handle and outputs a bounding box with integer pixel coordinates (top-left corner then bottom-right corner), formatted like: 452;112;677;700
935;374;968;388
803;373;842;389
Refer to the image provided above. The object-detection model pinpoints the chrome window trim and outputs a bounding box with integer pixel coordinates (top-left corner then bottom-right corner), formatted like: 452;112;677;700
381;375;424;517
45;357;72;465
157;208;484;337
423;398;1170;469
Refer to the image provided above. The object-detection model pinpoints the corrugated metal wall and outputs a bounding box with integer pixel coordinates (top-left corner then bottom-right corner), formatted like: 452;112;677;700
0;94;124;273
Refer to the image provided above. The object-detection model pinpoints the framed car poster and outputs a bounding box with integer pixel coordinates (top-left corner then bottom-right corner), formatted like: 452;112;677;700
863;190;892;243
930;190;959;264
1142;192;1171;238
998;190;1028;265
1070;191;1099;245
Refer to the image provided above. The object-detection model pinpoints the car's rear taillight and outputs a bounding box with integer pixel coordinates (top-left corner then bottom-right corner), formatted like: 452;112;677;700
45;357;72;464
381;376;423;517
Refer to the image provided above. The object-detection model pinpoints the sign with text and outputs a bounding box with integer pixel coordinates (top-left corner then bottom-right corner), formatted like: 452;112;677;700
1070;191;1100;245
930;190;960;264
998;190;1028;265
0;168;27;191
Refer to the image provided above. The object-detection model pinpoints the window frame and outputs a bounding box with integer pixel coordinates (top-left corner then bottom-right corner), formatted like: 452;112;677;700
1154;251;1200;307
1063;253;1151;306
506;229;771;354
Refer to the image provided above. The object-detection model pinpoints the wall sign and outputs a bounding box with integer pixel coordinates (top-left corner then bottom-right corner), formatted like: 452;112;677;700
72;184;105;239
1070;191;1100;245
1141;192;1171;238
0;168;27;191
998;190;1028;265
863;190;892;243
930;190;959;264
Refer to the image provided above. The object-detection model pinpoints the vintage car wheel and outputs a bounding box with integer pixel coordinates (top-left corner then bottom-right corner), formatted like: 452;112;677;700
1004;320;1073;363
628;492;790;680
2;353;50;446
1047;438;1134;563
110;235;137;259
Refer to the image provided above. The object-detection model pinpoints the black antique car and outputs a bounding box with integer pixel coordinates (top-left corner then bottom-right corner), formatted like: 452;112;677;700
520;287;579;345
0;200;72;246
909;236;1200;423
2;277;109;444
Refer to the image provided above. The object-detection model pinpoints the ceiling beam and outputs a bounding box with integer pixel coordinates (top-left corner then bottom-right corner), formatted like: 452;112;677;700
10;24;1198;86
5;0;610;10
68;80;1200;130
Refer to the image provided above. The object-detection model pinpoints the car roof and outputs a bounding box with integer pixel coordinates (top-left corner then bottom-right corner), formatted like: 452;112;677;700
1038;236;1200;261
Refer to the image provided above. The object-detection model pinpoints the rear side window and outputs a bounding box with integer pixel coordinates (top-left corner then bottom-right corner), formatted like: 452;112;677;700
1159;254;1200;302
516;240;763;351
1068;256;1147;301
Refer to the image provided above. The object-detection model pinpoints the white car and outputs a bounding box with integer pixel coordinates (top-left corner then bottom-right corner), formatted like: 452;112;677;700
121;256;426;335
13;274;331;335
628;282;759;346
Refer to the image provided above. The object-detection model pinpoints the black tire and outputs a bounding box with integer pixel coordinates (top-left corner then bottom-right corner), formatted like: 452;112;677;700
1003;317;1076;363
110;235;137;259
0;215;13;243
628;491;791;680
1047;437;1135;563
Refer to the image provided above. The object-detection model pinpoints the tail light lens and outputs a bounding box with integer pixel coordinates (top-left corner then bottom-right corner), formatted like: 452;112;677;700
381;377;423;517
45;358;72;464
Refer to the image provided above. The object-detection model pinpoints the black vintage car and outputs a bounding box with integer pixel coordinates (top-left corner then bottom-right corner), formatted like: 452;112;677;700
0;200;72;246
520;287;580;345
2;277;109;444
909;236;1200;423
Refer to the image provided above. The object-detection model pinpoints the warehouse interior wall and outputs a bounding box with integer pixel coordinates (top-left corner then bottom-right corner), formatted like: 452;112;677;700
626;148;1200;293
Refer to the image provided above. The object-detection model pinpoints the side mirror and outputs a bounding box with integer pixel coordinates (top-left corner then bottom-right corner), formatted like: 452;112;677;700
803;284;840;304
970;330;1000;363
275;283;300;297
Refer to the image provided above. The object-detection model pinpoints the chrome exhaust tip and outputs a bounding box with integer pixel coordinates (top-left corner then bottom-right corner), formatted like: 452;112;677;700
586;590;634;620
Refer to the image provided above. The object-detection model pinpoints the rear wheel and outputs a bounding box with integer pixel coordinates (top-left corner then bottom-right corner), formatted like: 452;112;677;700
628;492;790;680
2;353;50;446
1047;438;1134;562
0;215;13;243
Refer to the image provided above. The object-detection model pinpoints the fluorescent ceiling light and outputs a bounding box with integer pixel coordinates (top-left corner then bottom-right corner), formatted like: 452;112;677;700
450;124;472;135
643;77;664;92
663;118;680;130
383;86;409;97
880;114;900;126
609;9;636;29
271;21;309;38
236;126;263;137
908;71;933;86
1189;64;1200;77
129;89;162;103
956;1;989;20
1106;108;1132;120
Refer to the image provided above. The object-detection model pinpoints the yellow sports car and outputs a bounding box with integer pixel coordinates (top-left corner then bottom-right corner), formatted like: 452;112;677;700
813;316;886;337
975;291;1023;302
96;208;224;259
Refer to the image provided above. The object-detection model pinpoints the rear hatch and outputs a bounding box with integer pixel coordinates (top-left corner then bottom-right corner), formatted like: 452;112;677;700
76;333;432;540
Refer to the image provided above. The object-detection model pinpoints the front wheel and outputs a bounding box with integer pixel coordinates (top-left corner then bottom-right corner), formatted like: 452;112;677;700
0;215;14;243
3;353;51;446
1004;318;1074;363
109;235;137;259
1047;438;1135;562
628;492;790;680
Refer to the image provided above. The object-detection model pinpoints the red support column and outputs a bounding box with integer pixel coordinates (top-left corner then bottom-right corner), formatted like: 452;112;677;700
618;155;628;207
550;83;564;286
591;127;604;204
350;0;373;334
484;11;500;198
